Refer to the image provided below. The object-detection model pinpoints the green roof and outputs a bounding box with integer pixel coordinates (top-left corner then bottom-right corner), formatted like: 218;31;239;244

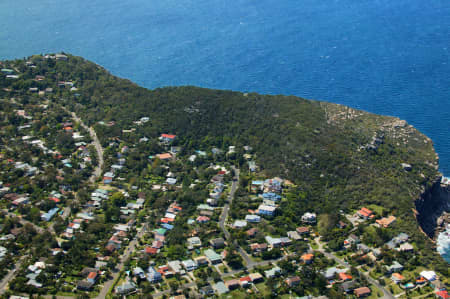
204;249;221;261
155;228;167;235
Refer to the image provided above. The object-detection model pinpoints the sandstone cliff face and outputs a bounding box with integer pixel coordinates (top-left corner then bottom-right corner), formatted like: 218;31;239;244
415;177;450;239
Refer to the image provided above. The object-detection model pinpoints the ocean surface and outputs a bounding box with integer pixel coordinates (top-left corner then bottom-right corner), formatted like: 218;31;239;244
1;0;449;260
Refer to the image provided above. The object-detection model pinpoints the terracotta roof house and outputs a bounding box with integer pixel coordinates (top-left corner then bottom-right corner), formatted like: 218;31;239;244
301;253;314;264
436;290;450;299
296;226;310;235
225;279;240;290
391;273;404;284
339;272;353;281
196;216;210;223
354;287;371;298
250;243;268;252
246;227;259;237
145;247;158;255
157;153;172;160
285;276;301;287
357;208;374;219
249;273;264;283
239;276;252;287
376;216;396;228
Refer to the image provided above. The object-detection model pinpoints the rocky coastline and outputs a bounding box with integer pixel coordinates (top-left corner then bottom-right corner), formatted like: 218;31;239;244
415;175;450;240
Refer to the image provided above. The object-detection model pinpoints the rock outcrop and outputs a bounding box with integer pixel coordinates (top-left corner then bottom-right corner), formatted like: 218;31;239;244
415;176;450;239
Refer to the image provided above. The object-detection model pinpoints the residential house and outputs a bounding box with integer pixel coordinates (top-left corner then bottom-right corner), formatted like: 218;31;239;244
181;259;197;272
41;207;59;221
265;236;282;248
167;261;184;274
194;256;208;267
339;272;353;282
196;216;210;223
376;216;396;228
257;204;276;216
296;226;310;236
160;134;176;143
386;261;404;274
285;276;301;287
239;276;252;288
246;227;259;237
340;281;357;293
301;212;316;224
233;220;247;228
204;249;222;264
225;279;240;290
214;281;229;295
354;287;371;298
249;273;264;283
87;271;98;284
265;266;282;278
245;215;261;223
420;270;437;281
322;267;347;280
200;285;214;296
398;243;414;252
116;280;137;295
250;243;268;253
187;236;202;248
435;290;450;299
287;231;302;241
301;253;314;264
210;238;225;249
147;267;162;283
391;273;404;284
157;153;172;160
357;208;374;219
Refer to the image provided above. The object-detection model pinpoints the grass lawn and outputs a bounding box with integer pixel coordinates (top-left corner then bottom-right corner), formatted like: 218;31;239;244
220;288;250;299
367;204;385;215
367;285;384;299
386;282;404;295
255;282;271;296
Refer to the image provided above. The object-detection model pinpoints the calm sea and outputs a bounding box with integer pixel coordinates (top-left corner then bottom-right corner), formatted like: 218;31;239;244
1;0;449;260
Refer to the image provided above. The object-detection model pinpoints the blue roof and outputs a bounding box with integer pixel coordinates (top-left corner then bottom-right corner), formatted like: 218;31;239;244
42;207;59;221
162;224;174;230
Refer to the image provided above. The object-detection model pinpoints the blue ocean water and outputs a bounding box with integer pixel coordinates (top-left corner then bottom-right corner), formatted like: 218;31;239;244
1;0;449;259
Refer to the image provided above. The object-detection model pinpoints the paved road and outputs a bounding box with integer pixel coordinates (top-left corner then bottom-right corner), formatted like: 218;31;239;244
218;167;255;268
3;210;45;234
0;256;26;295
218;167;239;240
314;238;395;299
69;111;104;183
95;223;148;299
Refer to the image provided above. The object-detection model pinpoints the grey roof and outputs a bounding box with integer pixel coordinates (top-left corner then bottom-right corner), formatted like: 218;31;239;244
214;281;229;294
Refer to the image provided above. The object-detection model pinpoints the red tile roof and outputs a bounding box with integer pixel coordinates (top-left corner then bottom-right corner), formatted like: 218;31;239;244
49;197;60;203
358;207;373;217
157;153;172;160
87;272;97;279
339;273;353;281
145;247;158;254
436;290;450;299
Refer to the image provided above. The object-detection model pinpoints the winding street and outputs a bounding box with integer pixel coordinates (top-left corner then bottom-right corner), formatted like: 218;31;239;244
0;256;27;295
314;238;395;299
95;223;149;299
218;167;255;267
69;111;104;183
